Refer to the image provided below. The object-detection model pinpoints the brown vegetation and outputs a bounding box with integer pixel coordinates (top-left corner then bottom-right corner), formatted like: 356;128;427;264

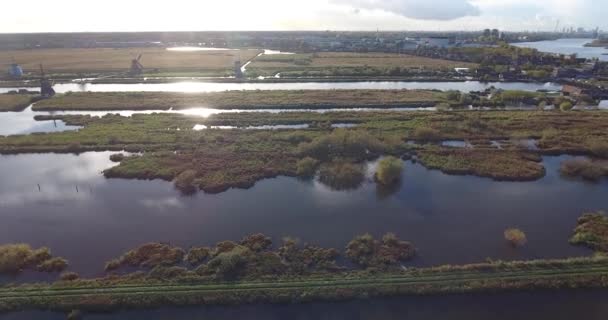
33;90;443;111
504;229;528;247
0;244;67;275
0;94;36;112
105;243;185;271
571;212;608;252
346;233;416;268
560;158;608;182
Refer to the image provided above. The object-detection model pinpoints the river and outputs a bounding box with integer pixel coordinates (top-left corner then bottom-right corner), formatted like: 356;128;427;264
0;81;561;94
513;38;608;61
0;152;603;281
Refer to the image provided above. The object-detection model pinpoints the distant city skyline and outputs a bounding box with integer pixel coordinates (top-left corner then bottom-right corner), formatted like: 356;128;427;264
1;0;605;33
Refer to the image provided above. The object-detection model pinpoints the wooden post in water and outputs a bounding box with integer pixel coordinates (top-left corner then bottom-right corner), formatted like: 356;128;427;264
75;185;79;193
37;184;41;192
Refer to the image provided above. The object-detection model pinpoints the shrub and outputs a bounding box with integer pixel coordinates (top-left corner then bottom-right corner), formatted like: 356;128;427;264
207;246;251;279
412;127;441;141
560;101;574;111
174;170;198;194
560;158;608;182
109;153;125;162
318;161;365;191
60;272;80;281
375;156;404;185
185;247;210;266
296;157;320;177
240;234;272;252
107;243;186;271
298;129;386;160
0;244;58;275
588;140;608;159
346;233;415;268
36;257;68;273
504;229;527;247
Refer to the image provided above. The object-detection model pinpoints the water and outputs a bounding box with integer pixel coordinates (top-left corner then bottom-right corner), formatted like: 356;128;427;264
0;106;432;136
0;108;81;136
513;38;608;61
6;290;608;320
193;124;310;130
441;140;472;148
0;81;562;94
0;152;604;280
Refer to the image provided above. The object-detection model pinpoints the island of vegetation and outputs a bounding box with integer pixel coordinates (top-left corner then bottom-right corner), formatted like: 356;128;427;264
1;109;607;194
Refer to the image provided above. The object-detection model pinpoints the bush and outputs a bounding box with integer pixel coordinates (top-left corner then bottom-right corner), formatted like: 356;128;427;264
60;272;80;281
36;257;68;273
186;247;210;266
109;153;125;162
346;233;415;268
560;158;608;182
318;161;365;191
296;157;320;177
588;140;608;159
412;127;441;141
0;244;58;275
174;170;198;194
504;229;527;247
298;129;386;160
560;101;574;111
107;243;185;271
240;234;272;252
375;156;404;185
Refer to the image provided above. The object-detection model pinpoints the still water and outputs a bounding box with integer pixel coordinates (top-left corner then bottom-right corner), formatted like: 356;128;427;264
513;38;608;61
0;152;604;280
0;106;434;136
0;81;561;94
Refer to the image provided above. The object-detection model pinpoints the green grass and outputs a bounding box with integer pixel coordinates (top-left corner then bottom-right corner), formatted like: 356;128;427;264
2;110;608;193
33;90;444;111
2;257;608;314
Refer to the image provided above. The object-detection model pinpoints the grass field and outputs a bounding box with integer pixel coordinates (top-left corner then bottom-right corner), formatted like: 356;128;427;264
0;94;36;112
247;52;478;77
33;90;444;111
0;48;262;77
1;257;608;314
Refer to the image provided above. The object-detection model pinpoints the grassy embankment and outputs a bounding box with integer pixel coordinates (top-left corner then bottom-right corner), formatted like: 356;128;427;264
0;94;38;112
2;212;608;314
0;48;262;79
246;52;477;78
33;90;445;111
1;257;608;314
1;110;607;193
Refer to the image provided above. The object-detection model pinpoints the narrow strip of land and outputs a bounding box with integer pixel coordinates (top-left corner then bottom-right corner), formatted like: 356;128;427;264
2;260;608;313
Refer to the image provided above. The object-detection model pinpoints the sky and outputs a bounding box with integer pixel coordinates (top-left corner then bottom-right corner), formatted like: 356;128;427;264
1;0;605;33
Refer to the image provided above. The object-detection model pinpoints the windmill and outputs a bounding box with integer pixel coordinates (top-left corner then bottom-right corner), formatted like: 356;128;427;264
8;57;23;79
39;64;55;98
129;54;144;76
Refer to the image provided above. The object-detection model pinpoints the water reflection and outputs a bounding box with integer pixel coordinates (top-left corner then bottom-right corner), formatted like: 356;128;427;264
0;153;605;277
0;81;562;94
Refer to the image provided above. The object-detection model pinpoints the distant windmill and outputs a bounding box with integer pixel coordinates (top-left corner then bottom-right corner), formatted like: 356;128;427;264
129;54;144;75
39;64;55;98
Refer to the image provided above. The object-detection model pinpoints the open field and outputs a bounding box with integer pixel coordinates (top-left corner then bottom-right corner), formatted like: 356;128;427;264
1;257;608;314
1;110;607;193
0;48;262;77
33;90;444;111
0;94;37;112
247;52;477;77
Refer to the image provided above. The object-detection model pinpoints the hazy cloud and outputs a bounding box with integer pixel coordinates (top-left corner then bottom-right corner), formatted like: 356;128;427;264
331;0;480;20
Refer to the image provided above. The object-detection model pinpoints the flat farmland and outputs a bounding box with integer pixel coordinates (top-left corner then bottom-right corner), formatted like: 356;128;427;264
248;52;477;76
0;48;262;76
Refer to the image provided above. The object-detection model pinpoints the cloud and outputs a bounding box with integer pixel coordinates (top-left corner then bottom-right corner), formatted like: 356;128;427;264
330;0;480;20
